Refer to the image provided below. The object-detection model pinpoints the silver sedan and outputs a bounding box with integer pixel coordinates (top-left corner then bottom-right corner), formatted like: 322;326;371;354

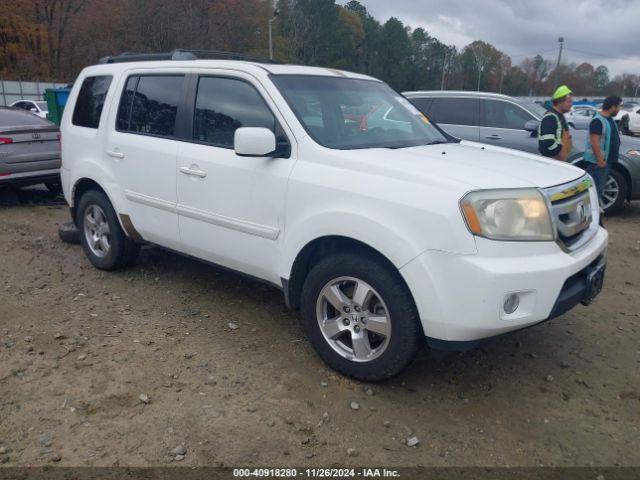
0;107;61;191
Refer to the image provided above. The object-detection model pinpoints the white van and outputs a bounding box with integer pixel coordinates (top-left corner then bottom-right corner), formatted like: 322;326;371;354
60;51;607;380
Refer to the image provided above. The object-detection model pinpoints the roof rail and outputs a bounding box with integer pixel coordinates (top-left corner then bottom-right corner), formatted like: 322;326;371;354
98;49;278;64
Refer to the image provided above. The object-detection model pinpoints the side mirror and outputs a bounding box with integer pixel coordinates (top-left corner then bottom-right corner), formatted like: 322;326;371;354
234;127;277;157
524;120;539;133
29;107;38;113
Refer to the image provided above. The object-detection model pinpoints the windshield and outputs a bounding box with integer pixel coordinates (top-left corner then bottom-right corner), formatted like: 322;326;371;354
271;75;448;149
519;101;548;119
36;102;48;110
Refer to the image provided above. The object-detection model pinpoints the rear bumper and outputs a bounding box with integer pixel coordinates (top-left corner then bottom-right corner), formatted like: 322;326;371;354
0;168;60;187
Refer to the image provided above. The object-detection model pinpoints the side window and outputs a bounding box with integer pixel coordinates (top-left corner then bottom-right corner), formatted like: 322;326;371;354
193;76;275;148
116;75;184;137
428;98;478;126
116;76;138;131
408;97;432;115
481;99;534;130
72;75;113;128
130;76;183;136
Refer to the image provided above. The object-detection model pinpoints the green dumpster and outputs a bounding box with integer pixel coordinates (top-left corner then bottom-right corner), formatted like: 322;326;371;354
44;88;71;125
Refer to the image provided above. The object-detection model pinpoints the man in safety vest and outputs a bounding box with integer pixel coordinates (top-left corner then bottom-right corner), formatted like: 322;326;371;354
538;85;574;161
583;95;622;204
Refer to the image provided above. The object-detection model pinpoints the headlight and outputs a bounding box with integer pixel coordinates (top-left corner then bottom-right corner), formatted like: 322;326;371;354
460;188;554;241
626;149;640;157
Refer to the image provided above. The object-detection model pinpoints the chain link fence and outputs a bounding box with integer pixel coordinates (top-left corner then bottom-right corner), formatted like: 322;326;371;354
0;80;68;107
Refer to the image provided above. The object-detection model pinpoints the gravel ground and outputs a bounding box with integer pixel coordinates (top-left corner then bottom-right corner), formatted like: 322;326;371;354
0;191;639;467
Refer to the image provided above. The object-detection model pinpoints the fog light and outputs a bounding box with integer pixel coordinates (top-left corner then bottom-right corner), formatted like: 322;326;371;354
503;294;520;314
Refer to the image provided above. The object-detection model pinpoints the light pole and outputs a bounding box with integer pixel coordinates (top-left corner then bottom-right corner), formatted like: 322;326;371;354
268;9;279;60
555;37;564;85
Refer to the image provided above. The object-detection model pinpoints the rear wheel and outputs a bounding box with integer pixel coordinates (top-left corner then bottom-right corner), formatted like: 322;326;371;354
602;169;627;214
76;190;139;270
300;252;422;381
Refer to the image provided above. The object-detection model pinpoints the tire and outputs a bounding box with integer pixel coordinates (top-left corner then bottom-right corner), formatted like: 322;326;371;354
76;190;140;270
602;169;627;215
300;252;422;381
45;182;62;194
58;221;80;244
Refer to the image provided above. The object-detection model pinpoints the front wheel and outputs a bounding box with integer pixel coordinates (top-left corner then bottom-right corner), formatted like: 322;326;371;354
300;252;422;381
602;169;627;214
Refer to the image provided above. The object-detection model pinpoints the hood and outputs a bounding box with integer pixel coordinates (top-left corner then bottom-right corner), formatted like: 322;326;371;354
571;127;640;157
327;140;585;191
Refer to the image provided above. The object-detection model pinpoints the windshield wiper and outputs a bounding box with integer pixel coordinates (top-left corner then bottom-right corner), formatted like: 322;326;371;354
425;140;448;145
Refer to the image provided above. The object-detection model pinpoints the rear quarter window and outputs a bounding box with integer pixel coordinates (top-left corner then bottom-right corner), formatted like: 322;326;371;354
72;75;113;128
428;97;478;126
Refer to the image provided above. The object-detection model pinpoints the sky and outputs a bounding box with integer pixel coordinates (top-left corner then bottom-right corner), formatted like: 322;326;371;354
339;0;640;77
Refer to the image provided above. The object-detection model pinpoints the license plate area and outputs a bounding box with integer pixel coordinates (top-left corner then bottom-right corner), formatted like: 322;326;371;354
581;262;606;305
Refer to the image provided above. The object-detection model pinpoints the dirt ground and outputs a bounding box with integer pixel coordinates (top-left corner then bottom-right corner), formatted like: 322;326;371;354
0;189;639;468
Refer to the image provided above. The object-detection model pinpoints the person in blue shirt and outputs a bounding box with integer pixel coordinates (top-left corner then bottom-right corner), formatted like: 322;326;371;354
584;96;622;205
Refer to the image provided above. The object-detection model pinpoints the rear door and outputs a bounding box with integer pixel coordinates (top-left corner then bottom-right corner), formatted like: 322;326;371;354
105;72;186;249
410;96;479;141
479;98;538;153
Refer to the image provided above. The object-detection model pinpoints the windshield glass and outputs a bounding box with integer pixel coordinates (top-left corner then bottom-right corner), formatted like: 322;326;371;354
519;101;547;119
36;102;48;110
271;75;448;149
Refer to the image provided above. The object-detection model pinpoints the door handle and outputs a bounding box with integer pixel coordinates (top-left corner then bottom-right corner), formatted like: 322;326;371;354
484;134;502;140
179;166;207;178
106;150;125;159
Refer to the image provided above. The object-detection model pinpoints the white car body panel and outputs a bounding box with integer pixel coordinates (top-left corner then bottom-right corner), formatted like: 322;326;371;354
61;59;608;345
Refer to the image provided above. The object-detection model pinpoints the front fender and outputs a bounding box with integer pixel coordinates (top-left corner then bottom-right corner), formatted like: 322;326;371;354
279;211;417;281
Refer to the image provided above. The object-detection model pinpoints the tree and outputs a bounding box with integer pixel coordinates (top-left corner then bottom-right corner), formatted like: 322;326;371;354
594;65;610;93
377;17;411;90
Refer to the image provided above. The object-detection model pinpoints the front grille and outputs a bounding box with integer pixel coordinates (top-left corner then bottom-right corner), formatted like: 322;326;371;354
544;177;597;251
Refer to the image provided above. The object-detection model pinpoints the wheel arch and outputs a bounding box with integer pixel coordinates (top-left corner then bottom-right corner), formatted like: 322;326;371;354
283;235;411;312
70;177;134;237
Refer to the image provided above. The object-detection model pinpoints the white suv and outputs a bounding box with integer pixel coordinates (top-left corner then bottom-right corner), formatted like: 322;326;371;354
60;51;608;380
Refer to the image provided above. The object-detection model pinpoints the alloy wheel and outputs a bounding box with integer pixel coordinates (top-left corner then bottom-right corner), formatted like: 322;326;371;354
315;276;391;362
601;174;619;211
83;204;111;258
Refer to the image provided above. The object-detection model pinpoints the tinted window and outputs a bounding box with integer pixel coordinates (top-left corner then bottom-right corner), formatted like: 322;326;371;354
481;99;534;130
427;97;478;126
118;75;183;137
72;75;112;128
116;76;138;131
194;77;275;148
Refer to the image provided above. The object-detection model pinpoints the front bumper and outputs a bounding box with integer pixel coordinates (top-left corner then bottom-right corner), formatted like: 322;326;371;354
400;226;608;345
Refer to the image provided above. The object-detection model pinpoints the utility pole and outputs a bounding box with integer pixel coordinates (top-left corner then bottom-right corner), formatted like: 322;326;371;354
440;52;447;90
268;8;279;60
555;37;564;85
477;65;484;92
